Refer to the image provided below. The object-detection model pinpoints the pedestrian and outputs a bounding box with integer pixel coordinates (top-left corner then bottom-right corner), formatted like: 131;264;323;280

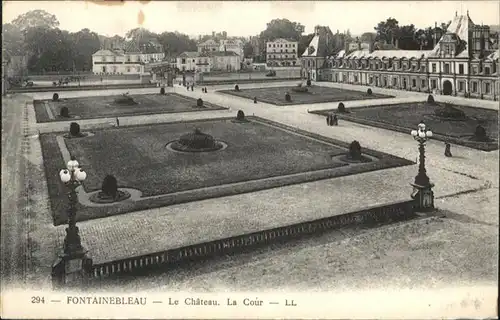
254;97;257;104
326;114;331;126
332;114;338;126
116;117;120;127
445;143;452;157
204;87;208;93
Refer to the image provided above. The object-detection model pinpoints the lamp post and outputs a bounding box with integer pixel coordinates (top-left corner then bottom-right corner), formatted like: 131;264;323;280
52;157;92;288
410;122;435;211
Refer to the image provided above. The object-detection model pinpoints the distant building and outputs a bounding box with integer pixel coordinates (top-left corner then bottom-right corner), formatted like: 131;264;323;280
92;39;165;75
219;39;244;59
266;38;299;67
301;11;499;100
176;51;241;73
300;26;336;80
197;39;219;53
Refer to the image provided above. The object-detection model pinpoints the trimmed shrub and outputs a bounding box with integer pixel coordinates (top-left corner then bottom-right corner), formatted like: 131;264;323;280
197;98;203;107
367;88;372;95
60;106;69;118
427;94;435;103
348;140;362;160
160;87;165;95
53;93;59;101
473;125;488;141
101;175;118;199
338;102;346;113
236;110;245;121
306;79;311;86
234;84;240;91
69;122;80;136
114;94;137;105
285;92;291;102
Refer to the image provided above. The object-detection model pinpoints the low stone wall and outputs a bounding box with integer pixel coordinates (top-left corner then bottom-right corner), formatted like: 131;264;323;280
89;200;415;280
7;83;157;93
198;77;301;86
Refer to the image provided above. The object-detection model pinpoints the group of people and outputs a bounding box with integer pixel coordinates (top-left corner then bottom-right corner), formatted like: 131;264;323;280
326;114;338;126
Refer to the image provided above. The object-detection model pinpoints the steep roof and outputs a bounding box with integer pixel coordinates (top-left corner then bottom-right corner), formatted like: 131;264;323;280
340;49;433;59
179;51;200;58
430;14;474;58
301;26;334;57
93;49;121;56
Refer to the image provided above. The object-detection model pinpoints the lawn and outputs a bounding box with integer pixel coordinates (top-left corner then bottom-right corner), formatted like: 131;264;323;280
33;93;227;123
218;85;393;106
40;117;413;225
310;102;498;151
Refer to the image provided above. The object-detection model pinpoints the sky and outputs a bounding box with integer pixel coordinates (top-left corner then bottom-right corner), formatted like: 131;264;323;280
2;1;499;38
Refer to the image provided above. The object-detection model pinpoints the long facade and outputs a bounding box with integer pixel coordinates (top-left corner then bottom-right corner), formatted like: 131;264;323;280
301;13;499;101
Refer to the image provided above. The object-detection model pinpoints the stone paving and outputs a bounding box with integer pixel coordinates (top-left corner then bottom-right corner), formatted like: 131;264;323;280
7;81;498;290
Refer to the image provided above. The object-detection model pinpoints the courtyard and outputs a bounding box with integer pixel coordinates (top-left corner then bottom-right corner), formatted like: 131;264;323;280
33;92;227;123
218;85;394;106
40;116;412;225
311;101;499;151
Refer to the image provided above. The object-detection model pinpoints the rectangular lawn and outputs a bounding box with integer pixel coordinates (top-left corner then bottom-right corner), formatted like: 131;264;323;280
218;85;393;106
34;93;227;123
40;117;413;225
311;102;498;151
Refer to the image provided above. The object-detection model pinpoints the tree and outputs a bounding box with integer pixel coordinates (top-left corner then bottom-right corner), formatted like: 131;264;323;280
360;32;377;44
12;9;59;32
259;19;304;42
243;42;254;58
2;24;25;56
71;28;101;71
25;27;74;73
397;24;418;49
374;17;399;45
157;32;197;56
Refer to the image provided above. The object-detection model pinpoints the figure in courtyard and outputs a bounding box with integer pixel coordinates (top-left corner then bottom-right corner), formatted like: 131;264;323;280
254;97;257;104
332;115;338;126
116;117;120;127
445;143;452;157
205;87;208;93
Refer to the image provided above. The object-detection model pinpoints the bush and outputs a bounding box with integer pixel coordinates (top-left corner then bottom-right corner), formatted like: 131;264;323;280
427;94;435;103
338;102;346;113
306;79;311;86
114;94;137;105
285;92;291;102
236;110;245;121
101;175;118;199
53;93;59;101
348;140;362;160
234;84;240;91
60;106;69;118
367;88;372;95
69;122;80;136
473;125;488;141
160;87;165;95
197;98;203;107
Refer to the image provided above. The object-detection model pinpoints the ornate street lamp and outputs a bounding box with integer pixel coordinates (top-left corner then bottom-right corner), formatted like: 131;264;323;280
410;122;435;211
52;157;92;288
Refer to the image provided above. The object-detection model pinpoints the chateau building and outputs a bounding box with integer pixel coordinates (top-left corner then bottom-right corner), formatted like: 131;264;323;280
92;39;165;75
301;12;499;101
266;38;299;67
197;39;219;53
198;39;244;60
176;51;241;73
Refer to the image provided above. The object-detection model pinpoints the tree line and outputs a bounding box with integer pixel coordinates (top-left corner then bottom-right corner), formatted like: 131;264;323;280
3;10;483;75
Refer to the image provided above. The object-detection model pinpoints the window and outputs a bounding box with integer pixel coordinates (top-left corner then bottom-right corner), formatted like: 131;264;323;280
393;78;397;86
431;79;437;89
420;65;425;72
412;79;416;87
472;66;478;74
432;63;436;73
485;82;491;94
444;45;451;55
181;58;186;64
459;64;464;74
421;79;426;87
444;63;450;74
458;81;464;91
127;67;131;72
472;82;478;93
485;67;490;75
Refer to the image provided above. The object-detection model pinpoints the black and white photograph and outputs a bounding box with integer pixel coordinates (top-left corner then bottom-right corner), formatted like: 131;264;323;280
1;0;498;318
